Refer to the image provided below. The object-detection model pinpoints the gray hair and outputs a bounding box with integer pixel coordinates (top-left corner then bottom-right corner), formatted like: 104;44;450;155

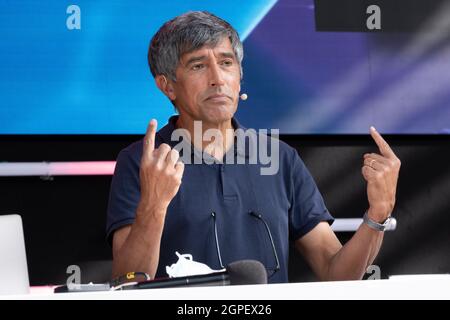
148;11;243;81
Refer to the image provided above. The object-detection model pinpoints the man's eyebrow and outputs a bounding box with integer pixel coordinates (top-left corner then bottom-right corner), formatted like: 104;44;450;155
218;51;236;60
185;55;207;66
184;51;236;67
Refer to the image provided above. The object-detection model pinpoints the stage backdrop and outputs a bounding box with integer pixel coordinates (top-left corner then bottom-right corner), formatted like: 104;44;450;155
1;0;450;134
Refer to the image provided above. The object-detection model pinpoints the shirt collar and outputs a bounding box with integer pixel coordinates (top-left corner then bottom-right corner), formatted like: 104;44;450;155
157;115;250;159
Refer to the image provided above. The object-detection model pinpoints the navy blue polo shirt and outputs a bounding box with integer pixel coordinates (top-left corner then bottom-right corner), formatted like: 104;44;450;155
106;115;333;283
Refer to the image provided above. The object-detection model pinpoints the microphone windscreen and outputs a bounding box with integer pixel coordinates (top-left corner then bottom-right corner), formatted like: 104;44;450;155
226;260;268;285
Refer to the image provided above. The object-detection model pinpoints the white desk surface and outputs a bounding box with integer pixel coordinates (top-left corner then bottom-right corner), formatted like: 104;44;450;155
2;275;450;300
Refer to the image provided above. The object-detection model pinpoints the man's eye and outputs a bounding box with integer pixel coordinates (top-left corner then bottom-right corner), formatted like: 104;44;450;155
222;60;233;66
192;64;204;71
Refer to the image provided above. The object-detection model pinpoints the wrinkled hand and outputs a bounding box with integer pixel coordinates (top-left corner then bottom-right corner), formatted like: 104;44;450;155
362;127;401;222
139;119;184;220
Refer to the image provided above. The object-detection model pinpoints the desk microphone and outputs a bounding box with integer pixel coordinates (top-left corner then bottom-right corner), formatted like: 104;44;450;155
128;259;267;290
54;260;267;293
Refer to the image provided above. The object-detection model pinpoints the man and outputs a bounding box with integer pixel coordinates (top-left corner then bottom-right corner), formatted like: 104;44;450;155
106;11;401;283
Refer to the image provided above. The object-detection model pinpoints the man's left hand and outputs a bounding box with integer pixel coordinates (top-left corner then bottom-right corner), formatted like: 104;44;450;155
362;126;401;222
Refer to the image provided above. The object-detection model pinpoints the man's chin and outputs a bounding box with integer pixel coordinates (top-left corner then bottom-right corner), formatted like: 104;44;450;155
199;116;232;127
201;105;236;125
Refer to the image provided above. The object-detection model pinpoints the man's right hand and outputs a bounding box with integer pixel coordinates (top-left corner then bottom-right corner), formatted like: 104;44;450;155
111;119;183;279
138;119;184;222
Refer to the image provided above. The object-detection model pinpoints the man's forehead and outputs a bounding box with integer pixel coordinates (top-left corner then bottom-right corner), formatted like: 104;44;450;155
180;38;235;63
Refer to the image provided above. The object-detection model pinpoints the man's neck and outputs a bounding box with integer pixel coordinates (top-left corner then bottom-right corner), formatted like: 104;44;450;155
176;115;235;160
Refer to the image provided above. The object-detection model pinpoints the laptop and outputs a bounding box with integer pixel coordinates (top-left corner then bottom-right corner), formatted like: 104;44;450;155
0;214;30;295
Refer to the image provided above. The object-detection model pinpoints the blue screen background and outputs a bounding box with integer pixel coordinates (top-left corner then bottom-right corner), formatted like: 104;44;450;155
1;0;449;134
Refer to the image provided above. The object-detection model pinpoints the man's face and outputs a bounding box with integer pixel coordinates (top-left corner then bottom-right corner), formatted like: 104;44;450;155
170;37;241;125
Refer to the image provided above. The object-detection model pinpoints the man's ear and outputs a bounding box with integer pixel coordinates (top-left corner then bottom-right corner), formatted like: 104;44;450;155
155;75;176;100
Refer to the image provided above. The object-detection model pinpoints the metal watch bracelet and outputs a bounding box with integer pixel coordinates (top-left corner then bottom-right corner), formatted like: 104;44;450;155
363;211;391;232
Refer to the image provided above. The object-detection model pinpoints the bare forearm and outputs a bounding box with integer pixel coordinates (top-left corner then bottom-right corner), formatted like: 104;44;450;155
112;206;166;279
111;119;185;280
327;223;384;280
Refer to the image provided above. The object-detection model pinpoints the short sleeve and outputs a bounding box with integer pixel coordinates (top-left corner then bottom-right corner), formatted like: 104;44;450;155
105;148;141;246
289;149;334;241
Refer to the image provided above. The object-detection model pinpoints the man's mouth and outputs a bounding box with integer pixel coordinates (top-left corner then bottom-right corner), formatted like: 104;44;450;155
205;93;231;102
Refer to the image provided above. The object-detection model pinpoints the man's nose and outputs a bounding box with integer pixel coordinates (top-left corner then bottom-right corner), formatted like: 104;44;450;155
209;63;225;87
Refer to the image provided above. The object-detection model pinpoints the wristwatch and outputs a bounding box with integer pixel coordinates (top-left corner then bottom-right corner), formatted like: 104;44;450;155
363;211;392;232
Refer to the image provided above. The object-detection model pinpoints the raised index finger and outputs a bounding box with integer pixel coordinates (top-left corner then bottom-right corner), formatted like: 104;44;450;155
143;119;157;154
370;126;395;158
